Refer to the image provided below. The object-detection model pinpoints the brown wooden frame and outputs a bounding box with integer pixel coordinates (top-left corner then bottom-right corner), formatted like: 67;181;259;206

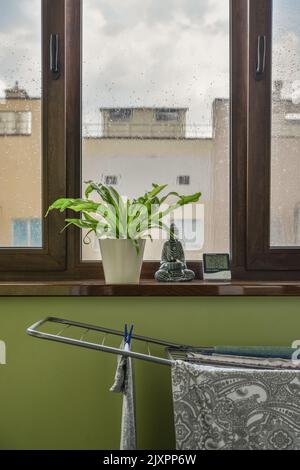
244;0;300;279
0;0;248;282
64;0;243;281
0;0;67;279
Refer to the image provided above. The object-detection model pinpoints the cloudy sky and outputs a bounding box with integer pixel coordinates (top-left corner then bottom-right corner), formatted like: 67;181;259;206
0;0;41;98
0;0;299;130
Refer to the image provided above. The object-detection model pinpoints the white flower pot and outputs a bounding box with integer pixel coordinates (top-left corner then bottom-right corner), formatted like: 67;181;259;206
99;239;146;285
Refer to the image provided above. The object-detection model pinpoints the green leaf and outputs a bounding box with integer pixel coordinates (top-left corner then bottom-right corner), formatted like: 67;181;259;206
146;183;168;199
159;191;182;205
47;182;202;241
46;198;101;216
62;218;96;231
178;192;202;206
82;212;99;224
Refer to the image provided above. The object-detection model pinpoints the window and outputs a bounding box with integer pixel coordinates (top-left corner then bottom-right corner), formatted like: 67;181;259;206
3;0;300;283
81;0;230;265
177;176;191;186
270;1;300;248
156;109;181;122
108;109;132;122
105;175;118;185
245;0;300;277
0;4;42;249
285;114;300;122
0;0;66;278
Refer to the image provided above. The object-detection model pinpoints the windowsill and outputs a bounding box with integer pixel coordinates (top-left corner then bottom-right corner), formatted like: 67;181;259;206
1;279;300;296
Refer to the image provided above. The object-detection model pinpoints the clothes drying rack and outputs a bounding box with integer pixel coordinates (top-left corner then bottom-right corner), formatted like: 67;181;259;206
27;317;205;366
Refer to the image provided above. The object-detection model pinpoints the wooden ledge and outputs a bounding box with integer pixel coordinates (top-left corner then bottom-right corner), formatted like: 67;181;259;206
1;280;300;296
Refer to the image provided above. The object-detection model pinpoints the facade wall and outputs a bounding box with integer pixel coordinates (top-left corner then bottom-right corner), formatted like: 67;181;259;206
0;98;41;246
1;92;300;255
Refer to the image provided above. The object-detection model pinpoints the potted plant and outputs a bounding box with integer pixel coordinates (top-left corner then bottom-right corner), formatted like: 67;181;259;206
47;182;201;284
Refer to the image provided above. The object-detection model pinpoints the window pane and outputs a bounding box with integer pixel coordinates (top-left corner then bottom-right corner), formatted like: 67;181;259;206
82;0;230;261
270;0;300;247
0;0;42;248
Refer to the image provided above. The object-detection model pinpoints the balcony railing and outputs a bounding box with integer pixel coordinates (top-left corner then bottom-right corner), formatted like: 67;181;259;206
82;122;213;139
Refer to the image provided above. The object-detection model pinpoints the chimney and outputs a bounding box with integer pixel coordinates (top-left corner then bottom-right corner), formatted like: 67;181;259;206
273;80;283;101
5;81;29;100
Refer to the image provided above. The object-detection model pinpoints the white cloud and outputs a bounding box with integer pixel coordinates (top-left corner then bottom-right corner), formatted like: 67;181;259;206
0;0;232;130
0;0;41;98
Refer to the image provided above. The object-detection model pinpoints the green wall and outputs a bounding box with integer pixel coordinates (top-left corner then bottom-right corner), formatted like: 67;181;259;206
0;297;299;450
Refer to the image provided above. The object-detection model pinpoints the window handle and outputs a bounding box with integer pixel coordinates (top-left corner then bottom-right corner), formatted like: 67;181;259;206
255;35;266;81
50;34;60;80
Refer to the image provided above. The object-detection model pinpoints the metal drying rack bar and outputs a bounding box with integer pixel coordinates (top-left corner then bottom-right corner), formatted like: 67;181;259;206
27;317;201;366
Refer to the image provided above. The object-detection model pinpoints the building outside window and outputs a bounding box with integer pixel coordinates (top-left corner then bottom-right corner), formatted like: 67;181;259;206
105;175;118;185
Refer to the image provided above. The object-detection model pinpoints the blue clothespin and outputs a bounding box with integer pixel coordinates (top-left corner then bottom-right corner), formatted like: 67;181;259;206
124;323;134;347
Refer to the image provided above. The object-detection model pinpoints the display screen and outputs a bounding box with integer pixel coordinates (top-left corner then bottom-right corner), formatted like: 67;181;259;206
203;254;230;273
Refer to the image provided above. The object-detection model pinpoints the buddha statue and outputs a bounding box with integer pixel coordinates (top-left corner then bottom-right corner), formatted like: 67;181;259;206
155;223;195;282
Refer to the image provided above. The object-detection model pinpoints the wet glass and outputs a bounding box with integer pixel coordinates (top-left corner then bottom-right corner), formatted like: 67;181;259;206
270;0;300;247
0;0;42;248
82;0;230;260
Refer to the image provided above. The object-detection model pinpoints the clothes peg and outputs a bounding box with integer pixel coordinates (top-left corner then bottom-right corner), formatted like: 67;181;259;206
124;324;134;347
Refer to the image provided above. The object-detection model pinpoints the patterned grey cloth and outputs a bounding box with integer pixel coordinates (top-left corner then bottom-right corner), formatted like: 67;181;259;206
171;360;300;450
110;343;136;450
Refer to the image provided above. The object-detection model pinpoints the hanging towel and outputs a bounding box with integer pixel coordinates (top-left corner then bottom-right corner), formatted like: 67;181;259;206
186;352;300;369
171;360;300;450
110;342;136;450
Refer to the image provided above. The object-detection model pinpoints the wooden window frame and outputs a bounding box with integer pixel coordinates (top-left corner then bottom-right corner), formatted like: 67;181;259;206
0;0;248;281
60;0;211;280
240;0;300;280
65;0;241;281
0;0;67;280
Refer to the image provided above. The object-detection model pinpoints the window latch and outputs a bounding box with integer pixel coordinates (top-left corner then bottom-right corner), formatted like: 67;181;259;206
50;34;60;80
255;35;266;81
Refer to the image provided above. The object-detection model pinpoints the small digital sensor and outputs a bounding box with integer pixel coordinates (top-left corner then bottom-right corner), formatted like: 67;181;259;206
203;253;231;281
